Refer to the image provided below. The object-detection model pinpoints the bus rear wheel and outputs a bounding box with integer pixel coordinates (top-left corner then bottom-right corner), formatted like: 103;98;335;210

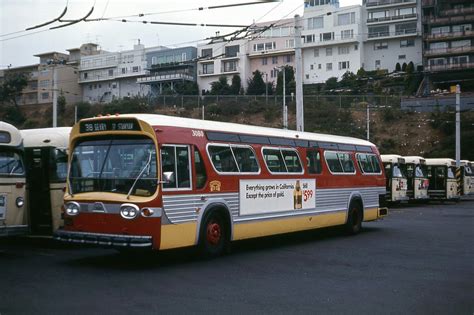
199;210;229;257
345;202;362;235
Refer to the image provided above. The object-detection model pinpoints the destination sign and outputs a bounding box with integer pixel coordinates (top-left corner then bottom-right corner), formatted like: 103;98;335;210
79;119;141;133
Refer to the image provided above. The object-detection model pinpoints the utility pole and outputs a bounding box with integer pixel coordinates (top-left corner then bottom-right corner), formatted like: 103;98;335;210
455;84;461;166
283;68;287;129
265;72;268;105
52;65;58;127
294;14;304;132
366;103;370;141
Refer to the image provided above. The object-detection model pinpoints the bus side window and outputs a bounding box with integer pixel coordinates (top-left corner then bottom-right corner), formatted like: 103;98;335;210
161;145;191;189
306;149;321;174
194;147;207;189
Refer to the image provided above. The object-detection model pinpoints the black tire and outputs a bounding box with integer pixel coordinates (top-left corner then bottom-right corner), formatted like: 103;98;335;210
345;201;363;235
199;210;229;257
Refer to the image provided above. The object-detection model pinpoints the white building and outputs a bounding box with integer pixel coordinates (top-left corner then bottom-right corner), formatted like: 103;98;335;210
362;0;422;72
79;42;164;103
196;38;250;94
301;0;364;84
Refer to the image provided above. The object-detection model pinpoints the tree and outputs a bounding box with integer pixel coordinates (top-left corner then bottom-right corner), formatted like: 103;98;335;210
324;77;338;91
246;70;266;95
395;63;401;72
230;74;241;95
356;67;367;78
339;71;357;91
210;76;230;95
406;61;414;74
0;72;28;107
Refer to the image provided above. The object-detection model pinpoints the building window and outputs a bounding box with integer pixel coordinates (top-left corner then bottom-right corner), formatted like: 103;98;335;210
326;47;332;56
253;42;276;51
182;52;187;61
375;60;381;68
326;63;332;71
310;64;314;70
285;55;292;63
272;56;278;64
39;80;50;87
452;56;468;64
337;12;355;26
354;44;358;50
398;55;406;60
262;57;268;65
396;7;416;16
338;61;350;70
338;46;350;55
314;48;319;57
306;74;310;79
374;42;388;50
151;56;157;65
307;17;324;29
108;69;114;76
223;60;237;72
89;85;92;90
395;22;417;35
305;34;315;43
285;39;295;48
341;29;354;39
225;45;240;58
320;32;334;41
201;48;212;58
132;66;139;72
121;68;126;74
318;64;321;69
368;25;389;38
400;39;415;47
202;63;214;75
41;92;49;100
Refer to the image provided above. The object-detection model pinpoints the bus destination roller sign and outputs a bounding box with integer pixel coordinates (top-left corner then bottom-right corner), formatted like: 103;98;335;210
80;119;141;133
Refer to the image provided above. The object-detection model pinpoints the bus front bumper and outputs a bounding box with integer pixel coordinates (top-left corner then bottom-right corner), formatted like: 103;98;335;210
0;225;28;237
54;230;153;248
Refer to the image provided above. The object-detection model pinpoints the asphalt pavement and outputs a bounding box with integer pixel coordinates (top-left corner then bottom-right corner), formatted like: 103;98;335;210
0;198;472;314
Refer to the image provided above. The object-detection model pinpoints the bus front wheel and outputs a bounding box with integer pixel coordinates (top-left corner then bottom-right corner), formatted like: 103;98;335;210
345;201;363;235
199;210;229;257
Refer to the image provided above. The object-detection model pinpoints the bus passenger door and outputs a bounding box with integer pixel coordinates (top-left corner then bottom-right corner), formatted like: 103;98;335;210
24;147;52;235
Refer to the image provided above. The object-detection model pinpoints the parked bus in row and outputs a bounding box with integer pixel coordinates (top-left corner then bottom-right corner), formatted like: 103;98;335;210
425;158;459;201
460;160;473;196
0;122;27;236
403;156;429;201
381;155;408;203
21;127;71;235
54;114;388;255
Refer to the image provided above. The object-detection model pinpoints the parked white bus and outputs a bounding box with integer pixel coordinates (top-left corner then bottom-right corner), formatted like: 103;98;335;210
403;156;429;200
21;127;71;234
425;158;459;201
0;122;27;236
460;160;473;196
381;154;408;202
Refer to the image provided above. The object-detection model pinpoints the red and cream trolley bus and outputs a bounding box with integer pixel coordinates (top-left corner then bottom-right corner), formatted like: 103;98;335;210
54;114;387;255
403;156;429;200
0;122;27;236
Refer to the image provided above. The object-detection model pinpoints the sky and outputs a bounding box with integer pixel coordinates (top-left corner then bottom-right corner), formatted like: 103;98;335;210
0;0;361;68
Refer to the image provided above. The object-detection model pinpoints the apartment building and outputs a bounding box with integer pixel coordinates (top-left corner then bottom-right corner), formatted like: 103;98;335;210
301;0;364;84
247;19;296;86
137;46;197;97
363;0;422;72
421;0;474;90
0;64;40;106
196;38;250;94
79;42;165;103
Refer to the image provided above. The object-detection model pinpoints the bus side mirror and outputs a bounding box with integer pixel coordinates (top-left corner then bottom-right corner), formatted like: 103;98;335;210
160;171;174;184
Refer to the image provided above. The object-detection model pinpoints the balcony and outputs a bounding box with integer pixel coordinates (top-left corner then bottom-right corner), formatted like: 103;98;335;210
137;73;194;84
367;13;417;24
424;30;474;42
439;6;474;17
424;46;474;57
426;62;474;72
423;14;474;25
421;0;434;7
198;70;215;76
366;0;416;8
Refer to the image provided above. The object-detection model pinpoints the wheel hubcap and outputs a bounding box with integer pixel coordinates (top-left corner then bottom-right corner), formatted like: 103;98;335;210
206;220;222;246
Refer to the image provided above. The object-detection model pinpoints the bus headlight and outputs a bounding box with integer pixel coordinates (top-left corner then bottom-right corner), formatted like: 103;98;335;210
65;202;81;216
120;203;139;220
16;197;24;208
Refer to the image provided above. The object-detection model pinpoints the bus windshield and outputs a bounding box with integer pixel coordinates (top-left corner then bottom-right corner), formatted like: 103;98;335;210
70;136;157;196
392;164;404;178
415;165;426;178
0;151;24;176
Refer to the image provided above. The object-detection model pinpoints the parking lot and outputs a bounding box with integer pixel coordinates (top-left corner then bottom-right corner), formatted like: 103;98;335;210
0;198;472;314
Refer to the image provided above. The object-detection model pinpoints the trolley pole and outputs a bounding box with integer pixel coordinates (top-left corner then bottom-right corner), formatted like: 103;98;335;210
294;14;304;132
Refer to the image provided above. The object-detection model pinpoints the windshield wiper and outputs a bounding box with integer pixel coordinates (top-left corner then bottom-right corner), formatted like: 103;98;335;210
126;150;153;200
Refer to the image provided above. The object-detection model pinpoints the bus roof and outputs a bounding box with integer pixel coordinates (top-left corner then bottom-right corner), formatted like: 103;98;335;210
403;156;426;165
90;114;377;148
381;154;404;164
425;158;456;167
21;127;71;149
0;121;22;148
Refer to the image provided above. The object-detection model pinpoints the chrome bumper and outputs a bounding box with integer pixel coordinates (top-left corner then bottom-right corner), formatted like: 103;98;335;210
54;230;152;248
0;225;28;237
